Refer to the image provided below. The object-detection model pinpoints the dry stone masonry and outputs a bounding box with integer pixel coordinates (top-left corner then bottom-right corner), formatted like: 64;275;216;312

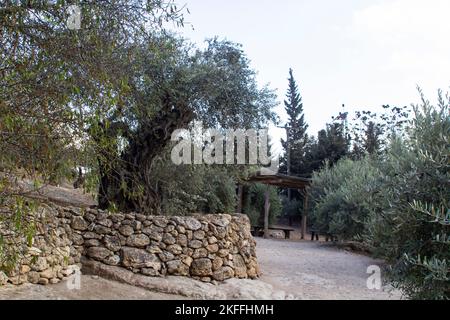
0;202;260;286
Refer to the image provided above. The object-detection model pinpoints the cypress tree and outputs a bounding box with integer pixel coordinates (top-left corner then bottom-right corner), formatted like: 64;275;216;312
280;68;309;178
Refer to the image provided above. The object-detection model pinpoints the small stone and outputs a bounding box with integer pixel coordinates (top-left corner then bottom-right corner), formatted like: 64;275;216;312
84;239;101;247
97;219;113;228
68;206;82;216
50;278;60;284
206;244;219;253
184;217;202;231
213;226;227;239
104;235;121;252
20;265;31;274
132;220;142;231
208;236;218;244
94;225;111;234
210;215;231;227
31;257;48;272
8;276;20;285
182;255;193;267
188;240;203;249
167;244;183;255
84;213;96;222
38;278;49;285
190;258;212;276
142;225;163;241
27;271;40;284
162;233;176;245
40;268;55;279
86;247;111;260
212;257;223;271
127;234;150;247
177;234;188;246
212;266;234;281
110;213;125;223
146;245;163;254
218;249;229;258
119;225;134;236
121;247;161;270
135;214;147;222
193;230;205;240
71;233;84;245
103;255;120;266
97;211;110;220
71;216;88;231
83;232;101;239
28;247;42;256
165;225;175;233
152;216;168;228
158;251;175;262
166;259;189;276
193;248;208;259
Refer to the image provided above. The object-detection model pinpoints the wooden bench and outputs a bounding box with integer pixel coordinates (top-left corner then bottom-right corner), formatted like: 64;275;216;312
251;226;295;239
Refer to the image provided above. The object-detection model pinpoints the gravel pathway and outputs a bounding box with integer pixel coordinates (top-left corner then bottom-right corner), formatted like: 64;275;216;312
256;238;403;300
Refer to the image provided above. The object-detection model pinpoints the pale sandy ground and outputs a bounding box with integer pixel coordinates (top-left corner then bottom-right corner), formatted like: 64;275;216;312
0;275;183;300
256;238;403;300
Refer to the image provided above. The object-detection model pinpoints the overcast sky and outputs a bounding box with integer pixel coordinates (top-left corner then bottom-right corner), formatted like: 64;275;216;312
175;0;450;155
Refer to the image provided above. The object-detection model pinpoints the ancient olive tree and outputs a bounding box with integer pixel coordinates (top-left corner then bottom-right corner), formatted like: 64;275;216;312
93;37;278;213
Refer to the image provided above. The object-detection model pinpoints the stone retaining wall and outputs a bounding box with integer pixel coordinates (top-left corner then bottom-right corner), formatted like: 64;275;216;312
0;203;82;286
0;202;260;286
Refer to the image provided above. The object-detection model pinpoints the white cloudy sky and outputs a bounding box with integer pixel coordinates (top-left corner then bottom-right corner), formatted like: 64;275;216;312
174;0;450;155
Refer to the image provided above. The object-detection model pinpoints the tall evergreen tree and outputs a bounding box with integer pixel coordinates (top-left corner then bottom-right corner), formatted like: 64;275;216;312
280;69;309;179
306;122;349;173
363;121;383;155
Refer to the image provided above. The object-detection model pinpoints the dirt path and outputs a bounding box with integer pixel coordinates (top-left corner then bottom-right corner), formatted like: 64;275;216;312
0;275;183;300
256;238;403;300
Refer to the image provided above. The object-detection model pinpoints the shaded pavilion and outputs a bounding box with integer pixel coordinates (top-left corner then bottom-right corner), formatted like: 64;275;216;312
237;171;312;239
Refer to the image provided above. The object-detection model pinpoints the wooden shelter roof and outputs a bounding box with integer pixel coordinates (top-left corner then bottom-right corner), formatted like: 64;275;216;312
247;172;311;189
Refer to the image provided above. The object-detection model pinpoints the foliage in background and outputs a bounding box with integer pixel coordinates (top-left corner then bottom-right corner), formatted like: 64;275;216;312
0;1;277;215
149;147;245;215
243;184;282;226
309;157;381;239
92;36;277;214
281;196;303;218
309;90;449;299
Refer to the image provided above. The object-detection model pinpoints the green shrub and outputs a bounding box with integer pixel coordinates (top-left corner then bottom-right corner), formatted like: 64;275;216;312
309;90;449;299
309;157;382;240
365;93;450;300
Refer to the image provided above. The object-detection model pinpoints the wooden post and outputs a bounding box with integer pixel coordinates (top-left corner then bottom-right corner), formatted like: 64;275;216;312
301;193;308;240
236;184;243;213
263;189;271;239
